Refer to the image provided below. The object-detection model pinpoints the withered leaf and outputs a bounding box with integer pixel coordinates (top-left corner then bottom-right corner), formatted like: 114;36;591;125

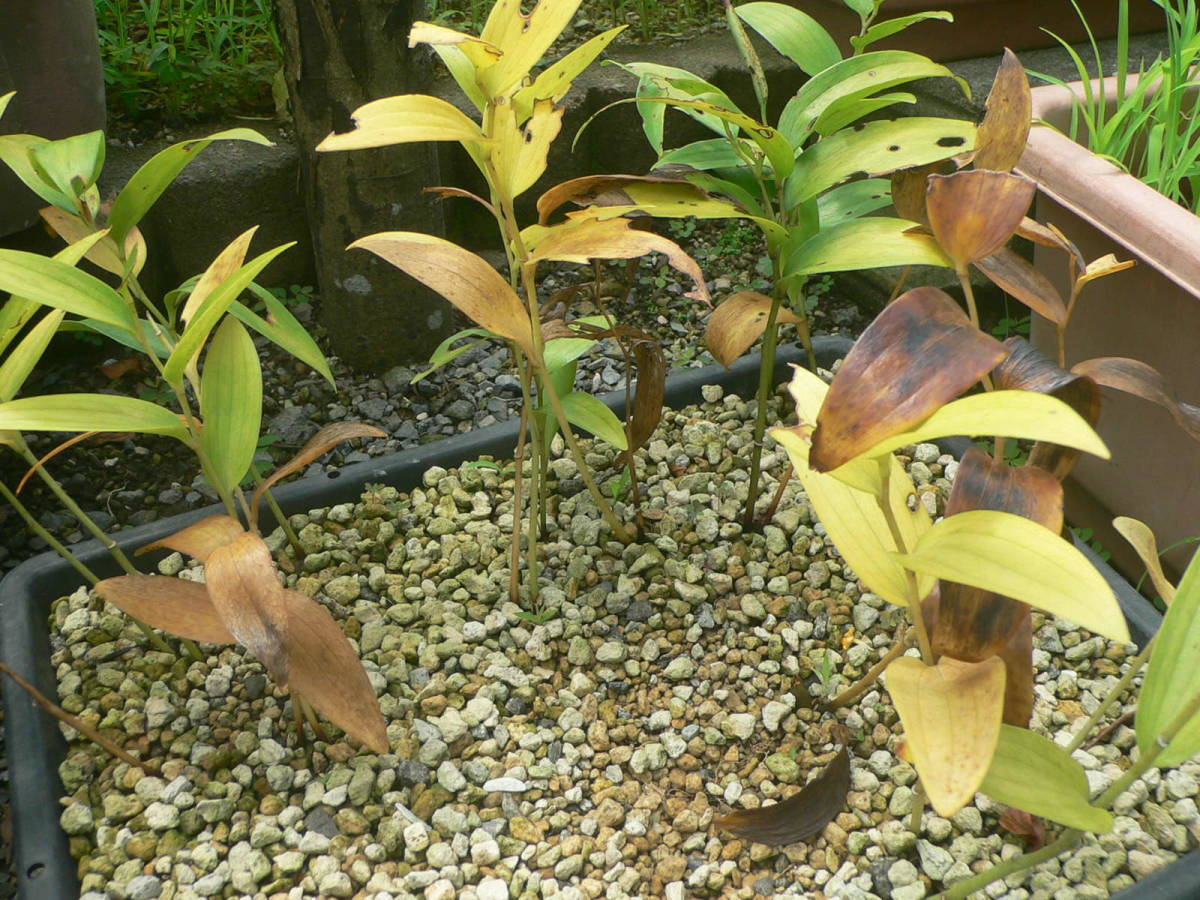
890;161;952;225
135;514;246;563
975;247;1068;325
810;287;1008;472
205;531;290;687
95;575;236;644
932;445;1060;673
998;612;1034;727
283;589;389;753
1113;516;1177;604
970;49;1033;173
1072;356;1200;442
714;747;850;846
926;171;1036;268
252;423;388;524
1076;252;1135;290
706;291;802;368
536;173;700;224
993;337;1101;479
625;334;666;457
17;431;104;494
1000;807;1048;849
423;185;498;217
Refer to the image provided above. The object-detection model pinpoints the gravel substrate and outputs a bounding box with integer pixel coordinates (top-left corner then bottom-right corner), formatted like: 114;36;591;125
33;383;1199;900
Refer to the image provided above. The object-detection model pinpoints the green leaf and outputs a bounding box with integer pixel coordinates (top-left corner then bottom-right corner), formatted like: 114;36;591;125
200;317;262;498
734;2;841;75
850;11;954;53
0;91;13;119
780;51;969;145
786;117;976;204
0;133;75;211
859;390;1111;461
108;129;273;243
561;390;628;450
0;394;189;439
163;243;293;385
616;61;739;155
28;131;105;210
0;249;134;331
538;361;578;452
782;217;951;278
0;309;64;402
982;725;1114;832
61;318;172;358
812;91;917;136
1138;545;1200;766
412;327;493;384
238;285;335;386
895;509;1130;643
544;315;613;371
658;138;757;171
817;179;892;226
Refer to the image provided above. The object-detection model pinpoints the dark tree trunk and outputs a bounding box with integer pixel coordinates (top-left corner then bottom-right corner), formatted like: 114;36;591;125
275;0;454;371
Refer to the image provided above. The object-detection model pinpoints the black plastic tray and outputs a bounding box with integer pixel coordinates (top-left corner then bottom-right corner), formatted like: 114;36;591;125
0;336;1184;899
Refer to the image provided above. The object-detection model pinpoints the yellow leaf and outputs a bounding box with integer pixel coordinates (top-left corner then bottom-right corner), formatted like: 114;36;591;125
492;98;563;200
706;291;801;368
316;94;486;152
860;390;1109;461
349;232;536;360
895;509;1130;643
1113;516;1175;604
408;21;501;68
773;424;920;610
39;208;147;278
513;26;626;121
478;0;583;98
886;655;1006;817
182;227;257;326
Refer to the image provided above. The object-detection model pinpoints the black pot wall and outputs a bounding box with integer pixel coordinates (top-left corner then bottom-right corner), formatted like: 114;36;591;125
0;336;1184;899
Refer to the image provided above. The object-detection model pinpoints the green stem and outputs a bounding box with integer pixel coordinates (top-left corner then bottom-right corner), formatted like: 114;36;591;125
877;456;934;663
1065;635;1156;754
908;781;926;833
933;831;1083;900
741;293;785;529
518;354;543;608
258;482;303;556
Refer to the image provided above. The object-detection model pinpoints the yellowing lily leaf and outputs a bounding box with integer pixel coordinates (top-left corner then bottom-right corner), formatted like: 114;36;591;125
1113;516;1176;604
862;390;1110;461
349;232;536;359
886;655;1006;817
408;21;501;68
316;94;486;152
982;724;1114;833
0;393;190;440
182;227;257;326
706;291;801;368
513;25;626;122
478;0;584;99
492;98;563;200
895;509;1130;643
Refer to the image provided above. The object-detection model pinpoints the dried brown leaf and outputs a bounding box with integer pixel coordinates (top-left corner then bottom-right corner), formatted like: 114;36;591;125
1076;252;1136;289
810;287;1008;472
932;445;1061;663
1072;356;1200;442
998;612;1034;727
17;431;102;494
975;247;1068;325
890;161;952;225
714;747;850;845
205;532;290;687
926;171;1036;268
625;336;665;456
993;337;1101;479
1113;516;1176;604
706;291;802;368
252;423;388;520
423;185;498;217
999;807;1048;849
95;574;236;644
283;589;388;753
536;173;698;224
135;514;246;563
970;49;1033;173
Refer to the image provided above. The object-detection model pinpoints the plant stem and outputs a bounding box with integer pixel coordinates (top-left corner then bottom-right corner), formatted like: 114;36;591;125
933;830;1083;899
0;479;101;586
909;780;927;833
823;628;913;710
518;355;544;607
877;457;934;662
258;482;304;556
741;292;785;529
759;464;793;526
1065;634;1155;754
510;401;530;605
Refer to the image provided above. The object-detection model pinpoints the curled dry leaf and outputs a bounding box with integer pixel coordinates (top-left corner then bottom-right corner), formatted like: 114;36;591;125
890;161;952;225
204;531;291;687
95;575;236;644
1000;807;1048;849
714;747;850;846
926;170;1036;268
969;48;1032;173
135;514;247;563
424;185;498;217
350;232;537;358
252;422;388;520
993;337;1101;479
536;173;701;224
17;431;103;493
1072;356;1200;442
527;216;710;304
282;589;389;753
1113;516;1177;604
886;655;1006;817
810;287;1008;472
1076;253;1136;290
706;291;802;368
975;247;1068;325
623;333;666;460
